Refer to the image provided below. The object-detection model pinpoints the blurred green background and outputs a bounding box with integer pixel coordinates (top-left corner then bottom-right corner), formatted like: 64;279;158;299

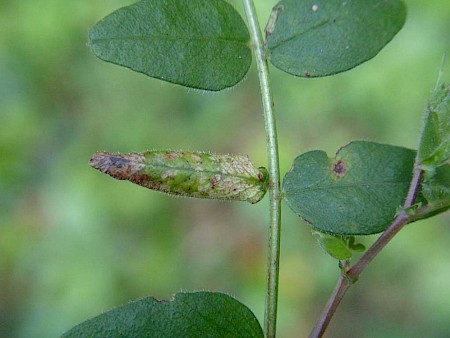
1;0;449;337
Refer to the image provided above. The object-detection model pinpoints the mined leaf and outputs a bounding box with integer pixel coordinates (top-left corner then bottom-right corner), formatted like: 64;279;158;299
283;141;416;235
62;292;264;338
266;0;406;77
88;0;251;91
90;150;268;204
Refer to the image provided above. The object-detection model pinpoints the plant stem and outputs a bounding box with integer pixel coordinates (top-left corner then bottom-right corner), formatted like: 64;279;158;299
309;275;350;338
310;162;423;338
242;1;282;337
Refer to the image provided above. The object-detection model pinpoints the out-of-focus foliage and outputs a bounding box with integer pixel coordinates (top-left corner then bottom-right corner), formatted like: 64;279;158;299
0;0;449;337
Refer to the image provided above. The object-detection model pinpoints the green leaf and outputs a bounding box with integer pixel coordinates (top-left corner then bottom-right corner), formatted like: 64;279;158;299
88;0;251;91
314;233;365;260
418;83;450;207
62;292;264;338
314;232;352;260
283;141;416;235
348;236;366;252
89;150;269;204
266;0;406;77
421;163;450;206
419;84;450;166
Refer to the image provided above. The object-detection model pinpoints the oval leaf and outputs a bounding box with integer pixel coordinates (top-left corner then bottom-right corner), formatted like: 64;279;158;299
266;0;406;77
283;141;416;235
62;292;264;338
90;150;269;204
88;0;251;91
314;232;352;260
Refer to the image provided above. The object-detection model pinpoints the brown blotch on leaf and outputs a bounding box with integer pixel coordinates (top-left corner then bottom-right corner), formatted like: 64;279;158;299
89;152;145;180
130;173;162;191
304;71;312;78
208;175;220;189
332;160;346;178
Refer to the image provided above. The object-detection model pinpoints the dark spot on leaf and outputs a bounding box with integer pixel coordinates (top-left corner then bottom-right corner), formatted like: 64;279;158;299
304;71;312;77
209;176;219;188
332;160;346;177
303;218;313;225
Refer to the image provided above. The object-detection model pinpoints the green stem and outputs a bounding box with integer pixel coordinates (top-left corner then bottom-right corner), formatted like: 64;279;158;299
242;1;282;337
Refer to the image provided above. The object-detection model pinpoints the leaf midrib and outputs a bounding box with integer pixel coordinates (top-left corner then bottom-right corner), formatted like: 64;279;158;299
90;34;249;45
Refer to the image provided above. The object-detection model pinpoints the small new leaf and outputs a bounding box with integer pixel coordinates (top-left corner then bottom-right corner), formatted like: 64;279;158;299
419;83;450;166
404;202;422;216
90;150;268;204
314;232;366;260
421;164;450;206
314;232;352;260
348;236;365;252
419;83;450;206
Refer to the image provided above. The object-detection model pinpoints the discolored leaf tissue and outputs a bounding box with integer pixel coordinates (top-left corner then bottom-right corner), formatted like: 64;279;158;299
90;150;269;204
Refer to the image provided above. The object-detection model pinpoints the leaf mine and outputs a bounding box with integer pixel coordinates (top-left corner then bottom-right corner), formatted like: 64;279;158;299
90;150;269;204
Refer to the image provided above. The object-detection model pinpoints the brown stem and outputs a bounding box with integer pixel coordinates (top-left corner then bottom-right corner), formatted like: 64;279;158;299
309;261;351;338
